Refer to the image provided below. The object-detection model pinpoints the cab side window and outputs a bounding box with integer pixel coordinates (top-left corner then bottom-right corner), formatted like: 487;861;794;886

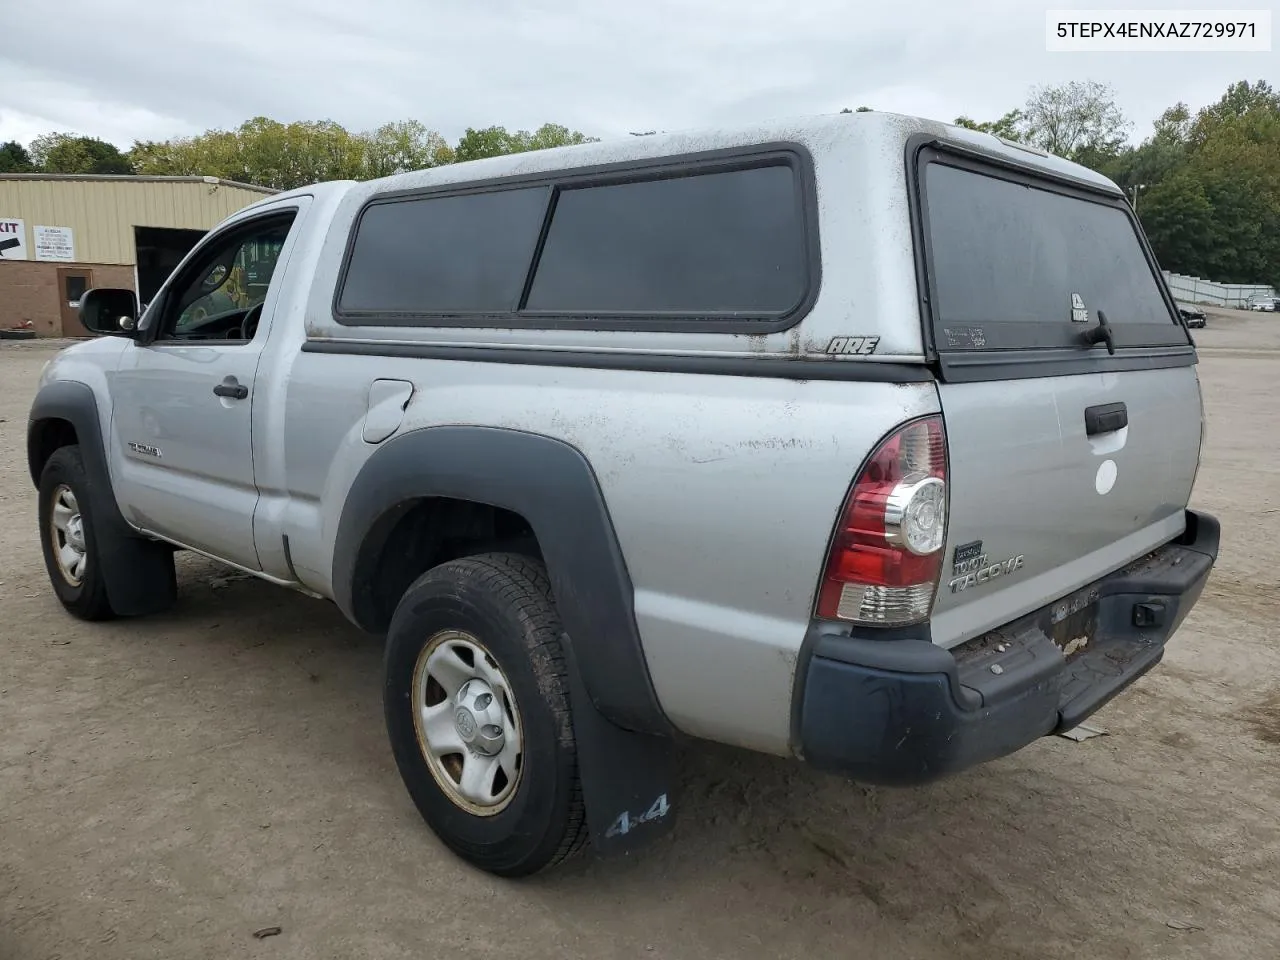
156;213;295;343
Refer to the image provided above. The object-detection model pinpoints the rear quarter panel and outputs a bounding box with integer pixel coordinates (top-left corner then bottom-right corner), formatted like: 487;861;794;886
281;355;940;755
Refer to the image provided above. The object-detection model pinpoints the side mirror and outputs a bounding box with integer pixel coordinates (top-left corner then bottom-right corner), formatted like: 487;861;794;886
79;288;140;336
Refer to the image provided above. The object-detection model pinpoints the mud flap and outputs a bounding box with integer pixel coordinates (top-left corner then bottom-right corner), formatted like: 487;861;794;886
563;637;678;857
98;535;177;617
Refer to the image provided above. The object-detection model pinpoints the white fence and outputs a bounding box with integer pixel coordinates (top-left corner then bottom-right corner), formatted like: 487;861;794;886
1162;271;1276;308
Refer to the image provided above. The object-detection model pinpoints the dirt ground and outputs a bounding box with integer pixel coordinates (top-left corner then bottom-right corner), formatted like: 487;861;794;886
2;310;1279;960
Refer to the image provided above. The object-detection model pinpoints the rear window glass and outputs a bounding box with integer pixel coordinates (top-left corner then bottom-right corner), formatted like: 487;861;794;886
339;187;549;314
525;164;806;315
924;163;1175;334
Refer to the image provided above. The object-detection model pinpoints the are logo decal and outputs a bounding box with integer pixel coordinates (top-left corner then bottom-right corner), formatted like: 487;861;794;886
1071;292;1090;323
825;336;880;356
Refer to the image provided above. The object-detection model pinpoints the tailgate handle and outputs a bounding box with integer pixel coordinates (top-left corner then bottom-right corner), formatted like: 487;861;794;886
1085;402;1127;436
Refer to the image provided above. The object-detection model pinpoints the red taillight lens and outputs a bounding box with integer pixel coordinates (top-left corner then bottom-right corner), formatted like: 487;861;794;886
816;416;948;625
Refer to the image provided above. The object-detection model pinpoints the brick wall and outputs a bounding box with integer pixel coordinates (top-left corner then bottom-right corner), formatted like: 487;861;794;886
0;261;135;337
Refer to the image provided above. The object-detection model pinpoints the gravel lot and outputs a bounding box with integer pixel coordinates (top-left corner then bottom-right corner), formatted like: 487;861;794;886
2;309;1278;960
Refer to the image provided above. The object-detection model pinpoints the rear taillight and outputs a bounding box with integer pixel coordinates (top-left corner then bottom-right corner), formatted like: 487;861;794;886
816;415;948;626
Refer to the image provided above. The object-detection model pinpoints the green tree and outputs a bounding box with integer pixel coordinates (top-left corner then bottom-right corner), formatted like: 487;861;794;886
361;120;452;178
127;137;203;177
946;78;1280;285
130;116;592;187
1131;80;1280;284
1152;102;1193;144
1189;79;1280;146
953;110;1023;140
0;140;34;172
1018;80;1130;163
227;118;366;189
1135;171;1215;273
1092;103;1196;198
452;126;520;162
1197;170;1278;282
131;118;370;189
452;123;596;163
29;133;133;174
524;123;595;151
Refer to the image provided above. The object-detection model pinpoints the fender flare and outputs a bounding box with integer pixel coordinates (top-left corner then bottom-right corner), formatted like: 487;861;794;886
28;380;108;488
27;380;176;616
333;426;679;854
331;424;670;738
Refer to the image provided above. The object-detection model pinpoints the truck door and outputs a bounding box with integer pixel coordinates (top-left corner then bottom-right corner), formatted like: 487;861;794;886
108;198;310;571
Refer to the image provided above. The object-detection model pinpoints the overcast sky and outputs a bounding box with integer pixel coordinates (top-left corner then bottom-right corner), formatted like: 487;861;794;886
0;0;1272;150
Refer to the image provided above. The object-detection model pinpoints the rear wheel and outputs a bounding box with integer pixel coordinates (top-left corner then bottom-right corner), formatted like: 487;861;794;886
383;553;588;876
38;446;114;621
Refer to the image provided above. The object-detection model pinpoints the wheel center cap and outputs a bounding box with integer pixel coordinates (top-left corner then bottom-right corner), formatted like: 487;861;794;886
452;679;505;757
454;707;477;741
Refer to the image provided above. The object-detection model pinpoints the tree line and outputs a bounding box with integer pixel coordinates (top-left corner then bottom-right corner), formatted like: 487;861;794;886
2;77;1276;287
948;78;1279;288
0;119;596;189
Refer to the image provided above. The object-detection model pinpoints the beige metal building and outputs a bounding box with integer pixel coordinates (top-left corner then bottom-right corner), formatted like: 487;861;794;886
1;174;276;337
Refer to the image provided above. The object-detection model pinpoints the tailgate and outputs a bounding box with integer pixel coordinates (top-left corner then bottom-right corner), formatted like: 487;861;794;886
911;144;1203;648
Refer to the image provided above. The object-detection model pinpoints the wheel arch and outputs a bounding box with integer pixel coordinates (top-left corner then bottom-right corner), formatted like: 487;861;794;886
346;495;542;638
28;416;80;488
27;382;103;488
331;425;670;738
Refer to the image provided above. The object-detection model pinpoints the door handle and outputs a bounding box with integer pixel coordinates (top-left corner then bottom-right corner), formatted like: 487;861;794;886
1084;401;1127;436
213;376;249;400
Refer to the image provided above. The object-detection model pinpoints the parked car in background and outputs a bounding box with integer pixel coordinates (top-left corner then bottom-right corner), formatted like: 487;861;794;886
1247;295;1278;312
1176;301;1207;328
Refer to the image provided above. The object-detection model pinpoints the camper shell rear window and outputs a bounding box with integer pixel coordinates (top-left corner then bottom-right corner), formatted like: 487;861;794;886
912;143;1192;377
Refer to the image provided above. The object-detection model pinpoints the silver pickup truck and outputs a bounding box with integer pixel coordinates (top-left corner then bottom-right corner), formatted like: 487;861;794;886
27;111;1219;877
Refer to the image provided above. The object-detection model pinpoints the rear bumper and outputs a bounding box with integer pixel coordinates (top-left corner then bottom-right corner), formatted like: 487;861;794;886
797;509;1219;785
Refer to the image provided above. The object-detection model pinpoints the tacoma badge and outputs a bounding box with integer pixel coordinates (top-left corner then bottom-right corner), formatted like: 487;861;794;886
948;551;1026;593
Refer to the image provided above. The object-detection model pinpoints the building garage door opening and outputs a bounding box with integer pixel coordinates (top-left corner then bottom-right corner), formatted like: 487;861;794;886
134;226;206;307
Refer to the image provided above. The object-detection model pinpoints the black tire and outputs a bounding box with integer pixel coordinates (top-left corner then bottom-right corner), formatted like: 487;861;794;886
37;445;115;621
383;553;588;876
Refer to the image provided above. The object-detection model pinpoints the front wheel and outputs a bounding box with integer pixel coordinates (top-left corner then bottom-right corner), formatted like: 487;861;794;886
383;553;588;876
37;446;114;620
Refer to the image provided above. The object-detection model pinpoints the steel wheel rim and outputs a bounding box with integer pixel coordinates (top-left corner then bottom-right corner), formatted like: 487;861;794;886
412;630;523;816
49;484;87;586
